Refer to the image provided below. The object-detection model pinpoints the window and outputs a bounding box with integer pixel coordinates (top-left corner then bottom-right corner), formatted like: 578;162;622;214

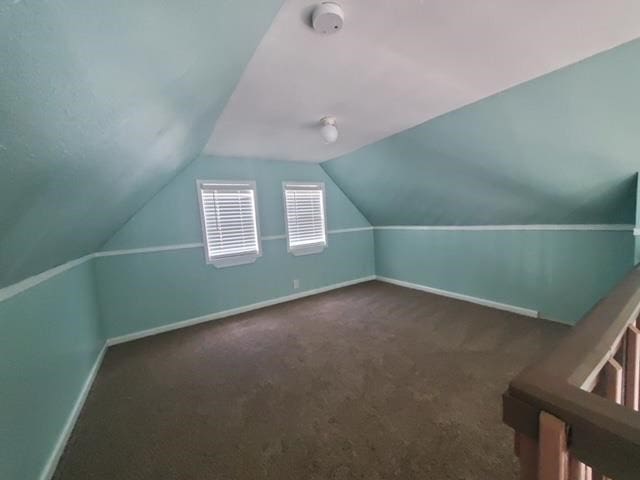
197;180;261;267
283;182;327;255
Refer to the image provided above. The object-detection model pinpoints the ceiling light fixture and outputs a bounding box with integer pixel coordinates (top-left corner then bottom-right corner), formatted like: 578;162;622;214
320;116;338;144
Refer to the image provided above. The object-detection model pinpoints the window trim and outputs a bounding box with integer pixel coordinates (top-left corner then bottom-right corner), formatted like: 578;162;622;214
282;181;328;256
196;179;262;268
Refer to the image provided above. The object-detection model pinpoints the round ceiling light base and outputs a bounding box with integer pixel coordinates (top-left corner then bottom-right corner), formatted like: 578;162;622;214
320;116;338;144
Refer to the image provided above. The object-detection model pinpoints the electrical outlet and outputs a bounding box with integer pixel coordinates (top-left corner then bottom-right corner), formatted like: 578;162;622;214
293;279;300;289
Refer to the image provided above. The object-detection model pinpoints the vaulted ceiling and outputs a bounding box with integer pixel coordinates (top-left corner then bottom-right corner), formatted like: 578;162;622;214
0;0;283;288
322;38;640;225
206;0;640;162
2;0;640;288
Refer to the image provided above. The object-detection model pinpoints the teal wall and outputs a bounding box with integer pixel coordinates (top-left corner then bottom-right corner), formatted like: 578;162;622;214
96;156;374;338
0;0;283;288
375;229;635;324
322;38;640;226
0;261;104;480
0;154;372;479
635;173;640;227
96;236;372;339
103;156;370;249
319;38;640;325
635;174;640;266
3;18;640;478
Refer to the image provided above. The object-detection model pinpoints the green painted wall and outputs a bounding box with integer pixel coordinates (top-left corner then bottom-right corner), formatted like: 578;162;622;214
0;154;372;479
635;173;640;266
103;156;370;250
375;229;635;324
96;235;373;339
0;0;283;288
319;39;640;325
322;39;640;226
96;156;374;338
3;10;639;476
0;261;104;480
635;173;640;227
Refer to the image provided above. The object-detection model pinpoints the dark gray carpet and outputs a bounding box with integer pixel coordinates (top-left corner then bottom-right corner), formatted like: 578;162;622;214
54;281;568;479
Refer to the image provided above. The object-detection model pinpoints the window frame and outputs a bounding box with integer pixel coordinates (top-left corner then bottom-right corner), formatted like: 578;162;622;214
282;181;328;256
197;179;262;268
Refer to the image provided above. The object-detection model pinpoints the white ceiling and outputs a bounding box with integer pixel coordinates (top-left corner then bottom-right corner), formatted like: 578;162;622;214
205;0;640;163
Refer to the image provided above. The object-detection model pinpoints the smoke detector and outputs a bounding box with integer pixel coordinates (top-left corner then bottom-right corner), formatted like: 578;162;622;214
312;2;344;34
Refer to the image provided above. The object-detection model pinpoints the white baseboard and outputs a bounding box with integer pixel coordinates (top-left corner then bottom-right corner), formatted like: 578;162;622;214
376;275;539;318
36;274;544;479
37;276;376;478
107;275;376;346
40;343;107;480
536;315;574;326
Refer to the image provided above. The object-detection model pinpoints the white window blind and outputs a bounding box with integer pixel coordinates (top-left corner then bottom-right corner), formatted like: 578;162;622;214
197;181;261;266
283;182;327;254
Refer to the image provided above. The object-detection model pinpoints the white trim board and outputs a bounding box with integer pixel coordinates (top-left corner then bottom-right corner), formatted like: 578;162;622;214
94;243;204;257
329;227;373;234
0;223;628;303
107;275;376;346
374;224;634;232
32;274;370;479
0;228;374;303
36;274;549;479
39;343;107;480
0;254;94;303
376;275;539;318
106;274;549;348
95;228;372;255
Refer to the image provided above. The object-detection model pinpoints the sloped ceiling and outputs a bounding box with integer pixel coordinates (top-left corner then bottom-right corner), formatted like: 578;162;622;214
205;0;640;162
0;0;283;288
322;39;640;226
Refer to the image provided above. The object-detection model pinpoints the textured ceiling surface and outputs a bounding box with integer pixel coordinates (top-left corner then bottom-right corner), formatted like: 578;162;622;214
206;0;640;162
322;39;640;226
0;0;282;288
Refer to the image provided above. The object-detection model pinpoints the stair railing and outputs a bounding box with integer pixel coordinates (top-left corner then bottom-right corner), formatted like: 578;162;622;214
503;267;640;480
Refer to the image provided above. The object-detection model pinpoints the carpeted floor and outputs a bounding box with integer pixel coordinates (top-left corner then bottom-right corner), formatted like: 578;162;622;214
54;281;568;479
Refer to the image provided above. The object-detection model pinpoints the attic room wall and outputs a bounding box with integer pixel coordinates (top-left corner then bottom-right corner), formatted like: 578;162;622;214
94;155;374;340
0;261;103;480
0;0;283;289
374;229;634;323
635;175;640;266
323;38;640;325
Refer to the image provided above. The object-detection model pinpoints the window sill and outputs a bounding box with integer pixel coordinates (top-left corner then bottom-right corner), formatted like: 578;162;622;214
289;244;326;256
208;254;260;268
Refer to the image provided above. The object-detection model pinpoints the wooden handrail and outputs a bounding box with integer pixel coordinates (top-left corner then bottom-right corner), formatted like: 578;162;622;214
503;266;640;480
